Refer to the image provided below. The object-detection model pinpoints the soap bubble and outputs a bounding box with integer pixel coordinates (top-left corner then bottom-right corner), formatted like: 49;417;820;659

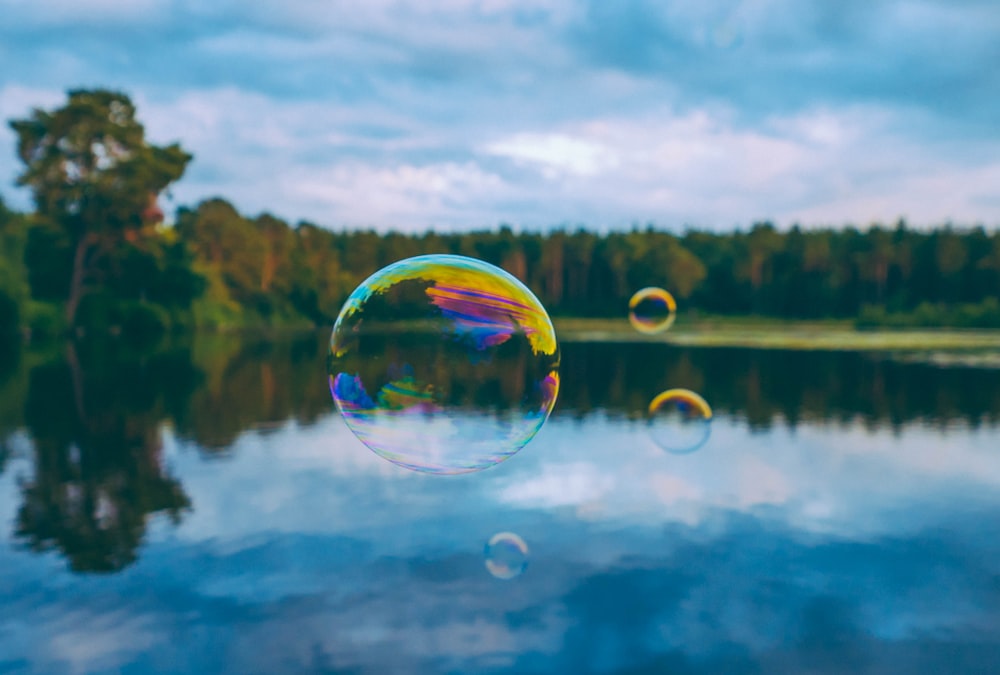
328;254;560;474
628;287;677;334
484;532;529;579
647;388;712;454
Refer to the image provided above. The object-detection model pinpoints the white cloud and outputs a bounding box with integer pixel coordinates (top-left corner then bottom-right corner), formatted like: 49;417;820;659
130;88;507;226
476;107;1000;228
485;133;616;178
284;161;509;228
4;84;998;229
133;90;1000;229
0;0;997;230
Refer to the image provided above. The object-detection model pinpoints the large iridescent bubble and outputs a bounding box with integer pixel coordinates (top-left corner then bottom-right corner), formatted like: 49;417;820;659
628;287;677;334
646;388;713;454
328;255;560;474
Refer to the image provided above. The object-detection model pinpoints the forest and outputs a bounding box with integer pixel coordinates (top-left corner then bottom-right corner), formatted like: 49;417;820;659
2;89;1000;340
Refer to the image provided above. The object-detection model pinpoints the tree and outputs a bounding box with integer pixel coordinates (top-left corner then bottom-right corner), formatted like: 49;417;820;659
9;89;191;327
0;197;30;333
743;222;784;313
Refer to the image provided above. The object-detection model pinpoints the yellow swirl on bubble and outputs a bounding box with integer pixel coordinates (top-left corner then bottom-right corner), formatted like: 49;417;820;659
340;255;557;356
648;388;712;419
646;388;713;455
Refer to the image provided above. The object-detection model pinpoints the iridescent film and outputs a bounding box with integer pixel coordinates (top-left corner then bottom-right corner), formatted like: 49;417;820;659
628;287;677;334
484;532;529;580
646;388;713;454
329;255;560;474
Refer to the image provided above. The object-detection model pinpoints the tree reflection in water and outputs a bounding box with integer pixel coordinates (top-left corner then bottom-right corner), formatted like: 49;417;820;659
14;341;195;573
0;332;998;573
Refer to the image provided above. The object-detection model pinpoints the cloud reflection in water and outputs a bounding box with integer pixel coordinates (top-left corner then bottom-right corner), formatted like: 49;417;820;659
1;410;999;673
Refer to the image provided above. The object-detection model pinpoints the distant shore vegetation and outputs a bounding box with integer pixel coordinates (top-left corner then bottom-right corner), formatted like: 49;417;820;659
2;89;1000;341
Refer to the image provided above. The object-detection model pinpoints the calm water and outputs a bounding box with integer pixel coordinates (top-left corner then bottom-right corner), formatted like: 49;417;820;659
1;334;999;674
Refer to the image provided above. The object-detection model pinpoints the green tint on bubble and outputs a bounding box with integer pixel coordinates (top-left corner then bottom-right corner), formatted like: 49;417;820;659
484;532;529;580
328;255;560;475
628;287;677;334
646;388;713;455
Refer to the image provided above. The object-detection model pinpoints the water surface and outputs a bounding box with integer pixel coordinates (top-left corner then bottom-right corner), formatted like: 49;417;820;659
0;334;998;673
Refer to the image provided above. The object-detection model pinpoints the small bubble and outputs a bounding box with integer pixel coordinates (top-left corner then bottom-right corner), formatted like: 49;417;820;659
647;388;713;454
629;287;677;334
484;532;529;580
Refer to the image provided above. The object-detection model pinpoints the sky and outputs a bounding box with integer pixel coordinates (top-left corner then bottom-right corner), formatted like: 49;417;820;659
0;0;998;232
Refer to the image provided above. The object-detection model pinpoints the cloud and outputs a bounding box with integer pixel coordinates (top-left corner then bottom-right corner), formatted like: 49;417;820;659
566;0;1000;128
0;0;997;228
484;133;616;177
475;107;1000;228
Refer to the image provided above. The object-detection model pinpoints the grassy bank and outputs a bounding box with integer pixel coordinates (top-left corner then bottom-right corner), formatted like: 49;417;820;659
553;316;1000;352
17;310;1000;356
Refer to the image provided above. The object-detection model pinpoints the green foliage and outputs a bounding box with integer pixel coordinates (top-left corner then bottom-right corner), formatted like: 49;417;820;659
74;292;174;341
0;290;19;335
24;301;65;338
119;302;169;340
5;92;1000;333
857;298;1000;330
0;197;30;333
24;219;72;302
9;89;192;327
8;185;1000;333
10;90;190;236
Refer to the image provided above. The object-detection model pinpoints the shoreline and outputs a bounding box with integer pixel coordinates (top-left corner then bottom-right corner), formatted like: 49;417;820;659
553;318;1000;352
19;319;1000;356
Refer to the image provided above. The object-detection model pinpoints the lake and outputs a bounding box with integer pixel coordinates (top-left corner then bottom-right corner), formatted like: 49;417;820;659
1;333;999;673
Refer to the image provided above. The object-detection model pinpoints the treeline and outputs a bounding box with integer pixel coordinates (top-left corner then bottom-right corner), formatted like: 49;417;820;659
0;193;1000;334
3;193;1000;337
174;207;1000;327
2;89;999;338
